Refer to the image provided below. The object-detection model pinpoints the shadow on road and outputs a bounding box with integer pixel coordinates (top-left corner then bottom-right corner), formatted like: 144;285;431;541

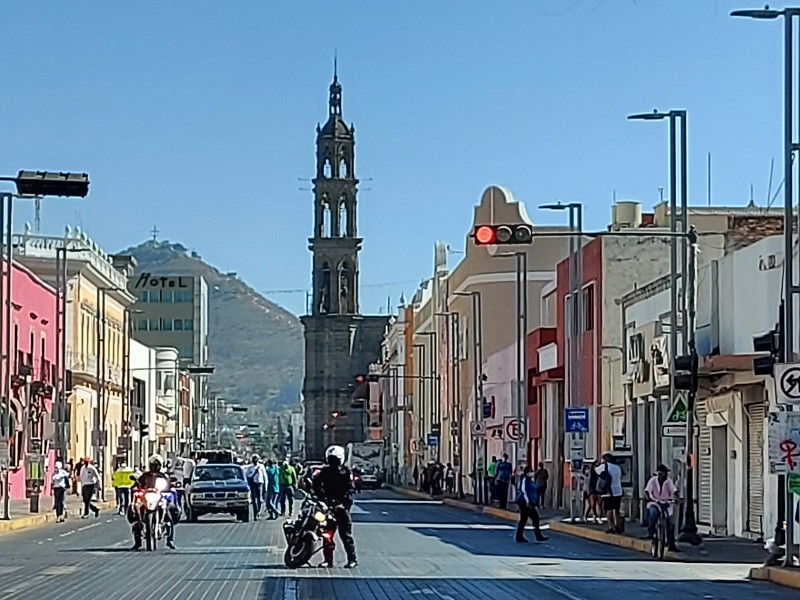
254;576;795;599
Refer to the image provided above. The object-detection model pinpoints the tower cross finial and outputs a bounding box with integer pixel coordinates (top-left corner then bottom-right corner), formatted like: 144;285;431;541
151;225;159;241
334;49;338;82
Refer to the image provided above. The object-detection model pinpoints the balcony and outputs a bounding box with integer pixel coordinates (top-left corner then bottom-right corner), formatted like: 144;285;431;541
66;351;97;377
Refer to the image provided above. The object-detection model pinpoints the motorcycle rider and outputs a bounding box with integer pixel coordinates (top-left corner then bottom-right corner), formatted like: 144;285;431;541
128;454;178;550
312;445;358;568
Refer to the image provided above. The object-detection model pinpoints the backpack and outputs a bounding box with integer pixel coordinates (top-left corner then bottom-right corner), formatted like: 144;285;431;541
596;464;612;495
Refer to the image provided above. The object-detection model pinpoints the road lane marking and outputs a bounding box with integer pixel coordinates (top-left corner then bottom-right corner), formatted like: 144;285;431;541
410;588;456;600
350;505;369;514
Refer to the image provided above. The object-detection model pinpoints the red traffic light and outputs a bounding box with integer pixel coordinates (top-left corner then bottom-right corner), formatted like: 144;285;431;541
355;375;364;383
475;225;496;245
473;224;533;246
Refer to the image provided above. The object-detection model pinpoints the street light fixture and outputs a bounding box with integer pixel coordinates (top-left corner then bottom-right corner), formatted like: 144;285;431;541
731;4;800;566
1;169;90;521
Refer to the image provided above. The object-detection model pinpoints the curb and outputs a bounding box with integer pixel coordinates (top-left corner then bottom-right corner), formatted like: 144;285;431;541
547;521;686;560
0;499;116;535
750;566;800;590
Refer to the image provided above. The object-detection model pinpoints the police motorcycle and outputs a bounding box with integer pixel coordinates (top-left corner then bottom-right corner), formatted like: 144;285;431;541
282;480;335;568
130;474;176;551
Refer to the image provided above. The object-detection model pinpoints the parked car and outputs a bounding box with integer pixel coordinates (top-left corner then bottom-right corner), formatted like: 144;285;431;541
184;463;250;523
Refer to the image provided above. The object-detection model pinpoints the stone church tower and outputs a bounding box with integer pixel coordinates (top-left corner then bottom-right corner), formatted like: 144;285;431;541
302;69;389;460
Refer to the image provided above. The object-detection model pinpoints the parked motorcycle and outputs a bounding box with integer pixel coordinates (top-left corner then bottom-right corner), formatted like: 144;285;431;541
132;476;174;551
282;489;335;568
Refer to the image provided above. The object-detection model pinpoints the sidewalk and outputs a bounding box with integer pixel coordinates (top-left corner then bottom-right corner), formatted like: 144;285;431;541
0;490;116;534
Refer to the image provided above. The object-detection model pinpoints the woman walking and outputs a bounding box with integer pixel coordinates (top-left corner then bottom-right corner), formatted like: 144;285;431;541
515;466;548;543
51;460;70;522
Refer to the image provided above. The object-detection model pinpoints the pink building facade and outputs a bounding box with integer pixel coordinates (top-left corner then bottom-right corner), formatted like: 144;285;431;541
3;260;57;501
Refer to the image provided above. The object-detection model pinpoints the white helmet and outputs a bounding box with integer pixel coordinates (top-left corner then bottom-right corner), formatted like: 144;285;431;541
325;445;345;464
148;454;164;468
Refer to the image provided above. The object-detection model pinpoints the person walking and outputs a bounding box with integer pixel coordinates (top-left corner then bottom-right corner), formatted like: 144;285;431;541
112;461;134;515
79;457;101;519
515;466;549;543
533;462;549;508
279;459;298;516
495;454;513;510
265;459;280;519
444;463;455;495
487;456;498;502
595;452;623;534
245;455;267;520
51;460;70;522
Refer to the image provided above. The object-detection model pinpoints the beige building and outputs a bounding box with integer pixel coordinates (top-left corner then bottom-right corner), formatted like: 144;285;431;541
408;186;570;495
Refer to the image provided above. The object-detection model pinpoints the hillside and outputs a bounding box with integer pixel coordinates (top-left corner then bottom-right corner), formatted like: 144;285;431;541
123;240;303;411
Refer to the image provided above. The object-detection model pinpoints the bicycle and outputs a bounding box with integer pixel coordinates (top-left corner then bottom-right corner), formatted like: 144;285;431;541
651;501;672;559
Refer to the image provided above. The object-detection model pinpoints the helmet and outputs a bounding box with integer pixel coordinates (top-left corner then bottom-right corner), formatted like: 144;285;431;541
148;454;164;469
325;445;345;465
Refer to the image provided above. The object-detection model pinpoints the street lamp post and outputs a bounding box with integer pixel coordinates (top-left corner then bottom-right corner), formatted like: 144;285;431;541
413;343;428;469
455;290;486;504
53;244;87;460
541;202;583;521
491;252;529;495
732;5;800;564
628;109;700;544
0;171;89;520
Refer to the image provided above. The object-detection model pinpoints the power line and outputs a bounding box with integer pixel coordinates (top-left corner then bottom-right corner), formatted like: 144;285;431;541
261;278;420;295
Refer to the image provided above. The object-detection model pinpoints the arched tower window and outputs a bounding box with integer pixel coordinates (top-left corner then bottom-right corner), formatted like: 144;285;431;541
323;158;332;179
338;202;347;237
339;260;355;314
319;262;331;314
322;203;332;237
338;158;348;179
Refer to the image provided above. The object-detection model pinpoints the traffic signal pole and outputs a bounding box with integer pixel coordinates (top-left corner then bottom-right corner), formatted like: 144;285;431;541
678;229;701;545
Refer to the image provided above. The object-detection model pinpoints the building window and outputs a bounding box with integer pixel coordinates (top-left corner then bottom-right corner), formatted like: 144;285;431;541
183;319;193;331
161;291;173;303
135;319;148;331
174;319;184;331
162;319;173;331
137;291;148;303
175;291;192;303
147;291;159;303
149;319;160;331
182;347;194;360
542;291;556;328
582;284;595;332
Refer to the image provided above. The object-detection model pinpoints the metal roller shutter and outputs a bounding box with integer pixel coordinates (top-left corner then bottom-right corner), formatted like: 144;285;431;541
747;401;766;535
697;399;712;525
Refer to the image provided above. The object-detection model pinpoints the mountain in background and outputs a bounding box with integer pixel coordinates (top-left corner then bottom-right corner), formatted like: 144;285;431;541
122;240;304;412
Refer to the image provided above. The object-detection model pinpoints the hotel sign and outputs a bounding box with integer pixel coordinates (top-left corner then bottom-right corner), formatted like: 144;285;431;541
132;273;191;289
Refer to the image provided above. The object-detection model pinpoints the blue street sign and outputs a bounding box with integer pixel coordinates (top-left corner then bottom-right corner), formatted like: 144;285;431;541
571;459;583;472
427;434;439;447
564;407;590;433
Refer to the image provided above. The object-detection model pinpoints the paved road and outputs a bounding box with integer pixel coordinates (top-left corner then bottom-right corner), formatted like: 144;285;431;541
0;489;793;600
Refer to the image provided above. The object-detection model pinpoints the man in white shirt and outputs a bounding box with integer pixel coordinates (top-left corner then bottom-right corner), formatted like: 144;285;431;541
644;464;680;551
595;452;623;533
79;457;101;519
245;456;267;520
182;453;197;486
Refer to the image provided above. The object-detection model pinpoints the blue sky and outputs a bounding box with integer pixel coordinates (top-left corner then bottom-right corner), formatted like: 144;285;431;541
0;0;786;315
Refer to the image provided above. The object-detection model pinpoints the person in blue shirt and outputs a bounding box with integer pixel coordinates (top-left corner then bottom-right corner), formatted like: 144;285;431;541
515;465;548;543
494;454;513;509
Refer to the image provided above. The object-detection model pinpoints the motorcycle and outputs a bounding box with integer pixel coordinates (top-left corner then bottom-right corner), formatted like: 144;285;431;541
282;489;335;568
132;476;175;551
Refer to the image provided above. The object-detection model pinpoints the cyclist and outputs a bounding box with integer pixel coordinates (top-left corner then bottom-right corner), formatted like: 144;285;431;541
643;464;680;552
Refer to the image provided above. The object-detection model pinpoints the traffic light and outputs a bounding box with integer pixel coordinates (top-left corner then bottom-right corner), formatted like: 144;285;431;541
753;325;781;376
673;351;698;392
322;423;334;431
473;224;533;246
139;422;149;437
